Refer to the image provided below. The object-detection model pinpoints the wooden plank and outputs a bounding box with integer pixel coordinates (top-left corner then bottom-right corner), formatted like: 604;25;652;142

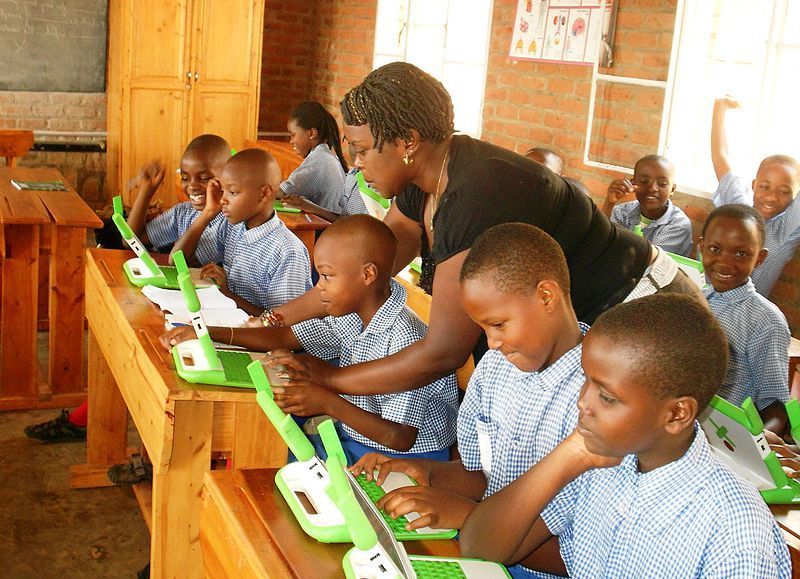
230;402;288;469
132;481;153;534
244;139;302;181
0;223;39;400
36;188;103;229
48;225;88;394
149;400;213;579
0;186;50;225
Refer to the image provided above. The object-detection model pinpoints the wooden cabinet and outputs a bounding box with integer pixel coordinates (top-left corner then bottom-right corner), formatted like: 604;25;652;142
107;0;265;208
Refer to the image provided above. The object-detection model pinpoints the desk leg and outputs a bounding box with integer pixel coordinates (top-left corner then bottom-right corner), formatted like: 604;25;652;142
150;400;213;579
70;330;128;489
0;224;39;404
48;225;87;394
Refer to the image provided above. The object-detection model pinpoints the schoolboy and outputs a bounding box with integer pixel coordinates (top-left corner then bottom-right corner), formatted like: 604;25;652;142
162;215;458;463
127;134;231;265
602;154;693;257
460;294;791;578
350;223;586;577
524;147;564;176
711;96;800;296
172;148;311;316
701;204;790;434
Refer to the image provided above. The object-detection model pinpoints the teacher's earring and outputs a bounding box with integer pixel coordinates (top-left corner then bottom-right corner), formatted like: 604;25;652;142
402;152;414;166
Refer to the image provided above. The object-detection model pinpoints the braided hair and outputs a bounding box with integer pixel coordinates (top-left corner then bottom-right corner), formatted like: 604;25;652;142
341;62;454;151
290;101;348;172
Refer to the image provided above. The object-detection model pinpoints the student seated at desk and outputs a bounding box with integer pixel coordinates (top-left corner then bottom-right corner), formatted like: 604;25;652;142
350;223;586;578
172;148;312;316
460;294;792;578
701;204;791;434
127;134;231;265
278;101;347;219
601;154;693;257
524;147;564;176
711;96;800;296
163;215;458;463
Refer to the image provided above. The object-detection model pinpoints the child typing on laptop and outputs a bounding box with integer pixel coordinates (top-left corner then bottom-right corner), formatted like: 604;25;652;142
350;223;587;577
162;215;458;463
701;204;791;434
459;294;791;578
171;148;312;316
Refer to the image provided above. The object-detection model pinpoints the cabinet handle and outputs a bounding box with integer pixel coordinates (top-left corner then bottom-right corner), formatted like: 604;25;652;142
185;83;192;90
194;72;199;81
186;71;192;79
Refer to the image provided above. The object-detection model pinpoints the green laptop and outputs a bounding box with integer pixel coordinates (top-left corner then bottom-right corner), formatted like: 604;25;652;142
700;396;800;504
170;252;264;388
326;448;510;578
247;360;457;543
631;225;706;289
274;200;302;213
111;195;182;288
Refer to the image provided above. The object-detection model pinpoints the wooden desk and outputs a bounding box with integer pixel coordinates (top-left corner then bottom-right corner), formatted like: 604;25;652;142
278;210;330;265
771;505;800;577
201;468;463;578
71;248;289;579
244;139;302;181
0;167;101;410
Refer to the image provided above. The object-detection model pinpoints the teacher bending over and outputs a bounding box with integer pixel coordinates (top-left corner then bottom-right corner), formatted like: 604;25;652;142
177;62;696;394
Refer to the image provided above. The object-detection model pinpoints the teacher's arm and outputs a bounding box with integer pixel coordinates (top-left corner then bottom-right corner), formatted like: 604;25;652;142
383;203;422;275
329;249;481;394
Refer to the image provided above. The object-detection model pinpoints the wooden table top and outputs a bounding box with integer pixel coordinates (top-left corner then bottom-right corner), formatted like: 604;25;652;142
277;208;330;230
202;468;463;578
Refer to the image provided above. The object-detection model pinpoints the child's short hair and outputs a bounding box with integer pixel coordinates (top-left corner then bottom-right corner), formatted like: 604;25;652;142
590;294;728;411
321;215;397;281
460;223;570;295
702;203;767;247
633;154;673;174
757;154;800;180
184;134;231;163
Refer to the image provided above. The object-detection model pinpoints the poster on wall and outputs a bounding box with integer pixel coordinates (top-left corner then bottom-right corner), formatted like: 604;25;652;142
509;0;614;66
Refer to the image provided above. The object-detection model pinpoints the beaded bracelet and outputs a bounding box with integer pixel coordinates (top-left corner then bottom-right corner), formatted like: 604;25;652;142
259;308;284;328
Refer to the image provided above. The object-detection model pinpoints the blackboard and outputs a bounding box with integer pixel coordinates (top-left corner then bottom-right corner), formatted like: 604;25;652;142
0;0;107;92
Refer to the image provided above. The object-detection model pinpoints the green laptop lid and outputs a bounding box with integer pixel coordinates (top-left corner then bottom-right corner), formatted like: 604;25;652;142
176;271;219;367
111;195;163;278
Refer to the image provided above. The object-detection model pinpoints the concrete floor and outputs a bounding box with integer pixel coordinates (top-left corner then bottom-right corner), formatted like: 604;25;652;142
0;408;150;578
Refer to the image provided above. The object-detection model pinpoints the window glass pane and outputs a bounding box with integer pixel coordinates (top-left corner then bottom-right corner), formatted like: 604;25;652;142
374;0;408;57
763;47;800;162
445;0;493;63
443;62;484;136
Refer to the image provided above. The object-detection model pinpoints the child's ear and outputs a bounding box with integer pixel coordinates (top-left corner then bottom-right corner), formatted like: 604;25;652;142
362;262;378;286
260;183;275;202
756;247;769;267
536;279;561;313
308;127;319;142
663;396;697;435
670;183;676;195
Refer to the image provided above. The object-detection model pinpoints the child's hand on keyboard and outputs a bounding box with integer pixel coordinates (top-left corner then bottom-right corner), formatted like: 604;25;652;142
271;377;335;417
160;325;198;350
350;453;431;487
266;351;337;390
377;486;476;531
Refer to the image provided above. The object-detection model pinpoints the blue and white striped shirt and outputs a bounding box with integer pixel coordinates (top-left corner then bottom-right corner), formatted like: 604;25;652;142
208;213;311;310
459;324;588;498
145;201;224;265
704;280;790;410
291;280;458;455
611;199;693;257
541;425;791;578
280;143;346;213
713;172;800;296
337;168;369;217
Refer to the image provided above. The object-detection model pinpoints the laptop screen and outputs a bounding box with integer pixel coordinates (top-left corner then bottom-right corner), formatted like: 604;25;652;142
344;468;416;578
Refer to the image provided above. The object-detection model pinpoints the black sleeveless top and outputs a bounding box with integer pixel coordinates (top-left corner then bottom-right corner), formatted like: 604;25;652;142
396;135;651;322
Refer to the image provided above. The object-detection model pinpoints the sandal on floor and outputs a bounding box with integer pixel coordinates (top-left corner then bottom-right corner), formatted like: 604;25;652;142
24;409;87;443
107;453;153;485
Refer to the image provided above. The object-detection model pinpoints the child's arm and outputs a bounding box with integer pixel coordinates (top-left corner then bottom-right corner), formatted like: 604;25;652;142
198;263;265;317
170;178;222;263
271;376;418;452
127;161;166;243
761;401;789;436
159;323;302;352
711;97;740;181
460;431;620;565
601;178;634;217
282;194;340;222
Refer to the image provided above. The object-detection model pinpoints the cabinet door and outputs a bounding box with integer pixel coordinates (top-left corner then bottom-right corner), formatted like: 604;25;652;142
188;0;265;152
120;0;193;207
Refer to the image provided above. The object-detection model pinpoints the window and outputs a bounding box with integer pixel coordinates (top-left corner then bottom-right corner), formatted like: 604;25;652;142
373;0;494;137
664;0;800;195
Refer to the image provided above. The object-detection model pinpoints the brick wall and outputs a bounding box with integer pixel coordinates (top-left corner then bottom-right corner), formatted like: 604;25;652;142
0;91;107;208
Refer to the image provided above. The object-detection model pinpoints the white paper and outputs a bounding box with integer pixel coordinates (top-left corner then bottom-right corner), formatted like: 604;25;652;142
142;284;238;312
165;308;250;328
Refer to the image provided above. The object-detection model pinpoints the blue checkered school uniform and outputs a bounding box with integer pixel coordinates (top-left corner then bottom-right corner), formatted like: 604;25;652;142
280;143;346;213
208;213;311;310
145;202;224;265
337;168;369;217
713;172;800;296
291;280;458;455
705;280;790;409
458;324;588;499
541;425;791;578
611;199;693;257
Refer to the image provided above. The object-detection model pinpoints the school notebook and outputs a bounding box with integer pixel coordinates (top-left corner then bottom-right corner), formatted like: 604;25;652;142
700;395;800;504
111;195;183;288
328;450;510;579
246;360;457;544
170;253;262;388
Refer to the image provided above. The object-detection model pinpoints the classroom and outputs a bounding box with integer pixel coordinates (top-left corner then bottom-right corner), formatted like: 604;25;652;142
2;0;800;577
